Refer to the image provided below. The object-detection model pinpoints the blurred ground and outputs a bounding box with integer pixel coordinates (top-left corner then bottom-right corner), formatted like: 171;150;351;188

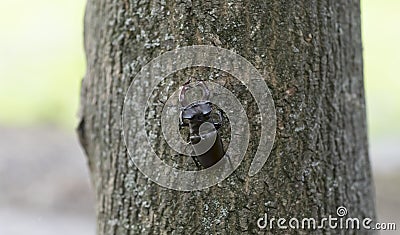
371;138;400;234
0;126;95;235
0;127;399;234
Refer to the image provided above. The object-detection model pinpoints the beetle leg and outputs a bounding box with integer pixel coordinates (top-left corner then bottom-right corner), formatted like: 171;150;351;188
191;156;202;169
211;108;223;129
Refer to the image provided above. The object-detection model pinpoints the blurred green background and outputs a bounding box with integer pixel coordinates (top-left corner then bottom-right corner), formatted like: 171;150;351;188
0;0;399;234
362;0;400;138
0;0;399;138
0;0;85;129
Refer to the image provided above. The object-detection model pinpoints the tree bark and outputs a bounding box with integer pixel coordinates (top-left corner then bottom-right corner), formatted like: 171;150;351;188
79;0;376;234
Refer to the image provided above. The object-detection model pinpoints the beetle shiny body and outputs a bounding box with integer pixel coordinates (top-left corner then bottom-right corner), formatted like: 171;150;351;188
179;81;225;168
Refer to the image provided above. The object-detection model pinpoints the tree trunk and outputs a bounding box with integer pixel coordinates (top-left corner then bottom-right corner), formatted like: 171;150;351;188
79;0;376;234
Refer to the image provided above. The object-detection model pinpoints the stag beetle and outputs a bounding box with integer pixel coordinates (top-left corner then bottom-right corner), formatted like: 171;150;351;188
179;80;225;168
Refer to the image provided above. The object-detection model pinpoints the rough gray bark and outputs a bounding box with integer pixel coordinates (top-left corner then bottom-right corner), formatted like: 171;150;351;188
78;0;376;234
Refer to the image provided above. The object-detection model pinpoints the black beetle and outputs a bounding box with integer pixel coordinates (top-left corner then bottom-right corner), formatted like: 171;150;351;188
179;80;225;168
